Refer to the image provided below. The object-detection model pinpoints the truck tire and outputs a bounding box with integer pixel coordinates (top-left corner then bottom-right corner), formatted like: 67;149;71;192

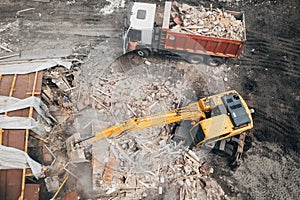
136;49;150;57
187;55;204;64
207;57;223;67
207;59;219;67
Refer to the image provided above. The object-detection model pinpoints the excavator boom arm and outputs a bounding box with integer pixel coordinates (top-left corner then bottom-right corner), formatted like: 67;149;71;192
76;90;253;148
82;102;206;144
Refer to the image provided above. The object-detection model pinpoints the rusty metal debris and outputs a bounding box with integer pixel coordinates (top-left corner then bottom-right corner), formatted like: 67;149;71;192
170;2;245;40
61;191;79;200
45;175;60;192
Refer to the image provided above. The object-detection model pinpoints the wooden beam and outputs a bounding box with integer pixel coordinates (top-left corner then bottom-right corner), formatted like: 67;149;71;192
20;71;39;200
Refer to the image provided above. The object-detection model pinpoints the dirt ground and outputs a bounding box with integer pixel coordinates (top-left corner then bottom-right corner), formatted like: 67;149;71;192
0;0;299;199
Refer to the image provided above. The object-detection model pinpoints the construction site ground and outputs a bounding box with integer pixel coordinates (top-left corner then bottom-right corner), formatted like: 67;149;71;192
0;0;299;199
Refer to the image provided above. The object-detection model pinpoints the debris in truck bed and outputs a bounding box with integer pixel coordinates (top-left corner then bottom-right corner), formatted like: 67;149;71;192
170;2;245;40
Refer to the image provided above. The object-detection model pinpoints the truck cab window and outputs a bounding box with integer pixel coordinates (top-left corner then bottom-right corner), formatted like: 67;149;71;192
137;9;146;19
128;29;141;42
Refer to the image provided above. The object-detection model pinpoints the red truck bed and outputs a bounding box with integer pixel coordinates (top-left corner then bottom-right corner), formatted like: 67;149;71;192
161;2;246;58
163;30;245;58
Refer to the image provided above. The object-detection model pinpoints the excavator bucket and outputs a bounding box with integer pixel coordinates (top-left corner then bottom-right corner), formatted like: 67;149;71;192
65;133;89;163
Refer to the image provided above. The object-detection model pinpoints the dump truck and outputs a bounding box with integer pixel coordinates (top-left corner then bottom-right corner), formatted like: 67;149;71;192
68;90;254;164
123;1;246;64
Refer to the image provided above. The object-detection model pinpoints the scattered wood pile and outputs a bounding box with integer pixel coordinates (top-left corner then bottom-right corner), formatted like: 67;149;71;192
65;63;226;199
92;135;226;200
38;53;231;199
43;67;77;116
169;1;245;40
85;66;185;120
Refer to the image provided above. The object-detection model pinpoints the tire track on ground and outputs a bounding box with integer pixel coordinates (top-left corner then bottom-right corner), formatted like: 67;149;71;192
247;30;300;56
253;109;299;151
238;31;300;77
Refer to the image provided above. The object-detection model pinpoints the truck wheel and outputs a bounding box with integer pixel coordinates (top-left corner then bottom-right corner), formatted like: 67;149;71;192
187;55;204;64
207;59;219;67
136;49;150;57
207;57;223;67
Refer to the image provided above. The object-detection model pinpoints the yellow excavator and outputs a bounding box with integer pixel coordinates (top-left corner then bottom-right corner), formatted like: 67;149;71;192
67;90;253;164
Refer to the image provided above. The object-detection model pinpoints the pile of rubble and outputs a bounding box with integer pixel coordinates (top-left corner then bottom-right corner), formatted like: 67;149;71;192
43;68;75;107
84;64;188;121
169;2;245;40
92;77;179;117
60;62;226;199
92;135;226;200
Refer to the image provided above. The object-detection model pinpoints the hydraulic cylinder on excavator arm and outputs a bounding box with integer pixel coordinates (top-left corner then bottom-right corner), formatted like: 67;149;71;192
76;101;206;145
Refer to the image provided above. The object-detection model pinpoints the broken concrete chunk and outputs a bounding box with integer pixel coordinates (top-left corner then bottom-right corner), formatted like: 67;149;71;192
158;186;163;194
160;176;165;183
65;133;89;163
106;187;116;195
181;3;193;12
173;15;183;25
45;176;60;192
159;140;167;148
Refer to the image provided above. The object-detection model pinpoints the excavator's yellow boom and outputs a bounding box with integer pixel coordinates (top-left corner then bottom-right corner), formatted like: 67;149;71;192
77;90;253;148
83;101;206;144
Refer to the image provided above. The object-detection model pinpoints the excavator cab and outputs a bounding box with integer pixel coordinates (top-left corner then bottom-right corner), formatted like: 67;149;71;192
173;91;253;165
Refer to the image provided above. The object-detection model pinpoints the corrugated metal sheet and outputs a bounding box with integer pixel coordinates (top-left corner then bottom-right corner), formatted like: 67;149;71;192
0;72;43;200
24;184;40;200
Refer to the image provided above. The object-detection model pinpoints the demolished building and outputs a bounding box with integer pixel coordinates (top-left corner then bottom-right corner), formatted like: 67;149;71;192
0;47;230;199
0;49;74;200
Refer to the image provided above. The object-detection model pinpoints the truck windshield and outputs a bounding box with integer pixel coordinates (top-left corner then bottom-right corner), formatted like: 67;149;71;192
128;29;141;42
137;9;146;19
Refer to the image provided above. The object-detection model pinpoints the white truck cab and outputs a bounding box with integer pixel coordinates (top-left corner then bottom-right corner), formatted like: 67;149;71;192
124;2;156;54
